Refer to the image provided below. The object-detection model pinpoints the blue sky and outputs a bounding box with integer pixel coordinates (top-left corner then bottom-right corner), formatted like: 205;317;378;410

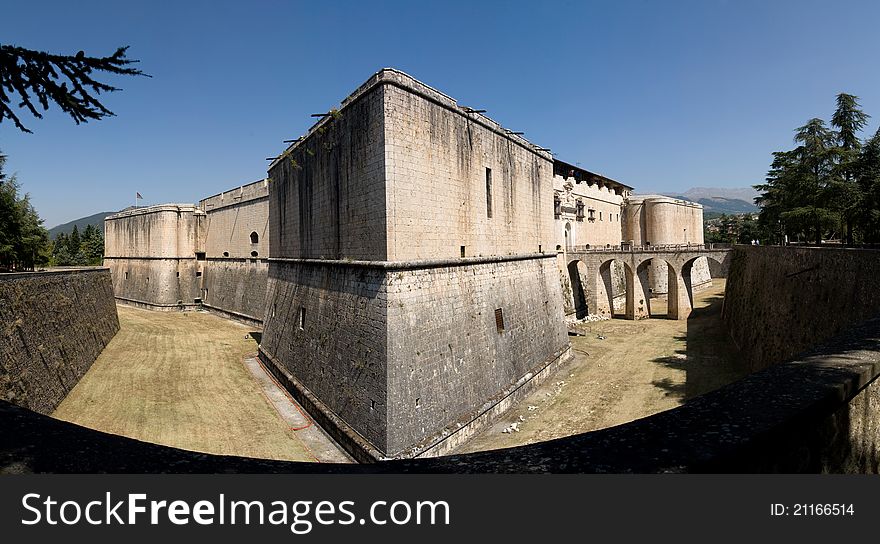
2;0;879;228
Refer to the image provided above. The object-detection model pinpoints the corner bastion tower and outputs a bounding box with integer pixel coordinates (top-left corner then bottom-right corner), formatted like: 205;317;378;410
258;69;571;460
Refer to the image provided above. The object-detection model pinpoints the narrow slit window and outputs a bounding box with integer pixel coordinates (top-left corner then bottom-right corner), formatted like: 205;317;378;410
460;246;466;258
485;167;493;218
494;308;505;333
299;307;306;330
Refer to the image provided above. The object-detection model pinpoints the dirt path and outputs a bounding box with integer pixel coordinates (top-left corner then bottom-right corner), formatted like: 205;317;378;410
54;304;347;462
456;279;748;453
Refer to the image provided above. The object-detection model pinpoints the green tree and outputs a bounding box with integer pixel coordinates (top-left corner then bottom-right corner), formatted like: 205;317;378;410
857;128;880;243
0;150;51;270
830;93;870;244
1;45;146;133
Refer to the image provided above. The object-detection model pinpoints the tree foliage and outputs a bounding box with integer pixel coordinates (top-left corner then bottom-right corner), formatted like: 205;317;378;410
51;222;104;266
0;150;51;270
755;93;880;245
0;44;146;133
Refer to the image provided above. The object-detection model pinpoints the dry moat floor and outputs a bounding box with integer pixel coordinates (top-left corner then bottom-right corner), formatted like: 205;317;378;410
456;279;749;454
54;280;745;462
53;305;348;463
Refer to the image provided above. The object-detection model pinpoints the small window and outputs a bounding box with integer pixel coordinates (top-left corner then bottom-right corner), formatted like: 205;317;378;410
196;271;202;277
195;252;206;261
460;246;466;258
485;167;493;218
250;231;259;244
251;250;258;257
599;211;603;221
494;308;505;333
299;307;306;330
124;272;129;279
176;271;180;277
223;251;229;257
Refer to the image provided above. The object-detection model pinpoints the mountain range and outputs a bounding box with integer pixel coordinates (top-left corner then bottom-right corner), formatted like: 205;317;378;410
47;210;119;239
662;187;759;216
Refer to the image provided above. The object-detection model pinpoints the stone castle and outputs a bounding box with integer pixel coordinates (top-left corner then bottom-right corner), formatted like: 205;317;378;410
103;69;706;460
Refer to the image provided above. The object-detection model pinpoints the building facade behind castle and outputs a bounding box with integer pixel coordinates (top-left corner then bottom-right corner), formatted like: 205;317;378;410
104;68;711;459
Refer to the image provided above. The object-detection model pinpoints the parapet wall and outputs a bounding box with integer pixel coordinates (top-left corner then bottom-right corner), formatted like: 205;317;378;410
723;246;880;372
0;269;119;415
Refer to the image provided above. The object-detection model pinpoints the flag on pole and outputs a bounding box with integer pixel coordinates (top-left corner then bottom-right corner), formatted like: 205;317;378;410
136;192;143;200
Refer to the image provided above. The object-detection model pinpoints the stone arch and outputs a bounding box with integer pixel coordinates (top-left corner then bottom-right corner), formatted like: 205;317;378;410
680;254;727;310
596;258;635;319
635;256;682;319
567;259;589;318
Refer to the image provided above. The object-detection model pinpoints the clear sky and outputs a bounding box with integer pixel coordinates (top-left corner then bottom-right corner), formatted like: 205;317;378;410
2;0;879;228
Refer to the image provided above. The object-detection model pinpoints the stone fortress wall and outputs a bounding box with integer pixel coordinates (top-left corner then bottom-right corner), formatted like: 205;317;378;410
0;269;119;414
104;205;204;309
623;195;711;296
260;69;569;460
198;180;270;323
104;180;269;324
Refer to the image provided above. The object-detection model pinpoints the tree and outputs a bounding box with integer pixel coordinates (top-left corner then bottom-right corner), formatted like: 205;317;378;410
1;44;146;133
857;128;880;243
830;93;870;244
68;225;81;258
0;150;51;270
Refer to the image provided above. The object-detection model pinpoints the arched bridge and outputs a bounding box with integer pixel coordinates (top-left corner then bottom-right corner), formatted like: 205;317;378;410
562;244;733;320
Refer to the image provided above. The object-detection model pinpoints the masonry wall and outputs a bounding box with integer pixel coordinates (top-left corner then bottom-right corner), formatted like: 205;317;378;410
104;205;203;307
386;256;569;456
0;269;119;415
199;179;270;322
268;83;387;261
723;245;880;372
383;75;553;260
259;261;388;452
261;69;570;459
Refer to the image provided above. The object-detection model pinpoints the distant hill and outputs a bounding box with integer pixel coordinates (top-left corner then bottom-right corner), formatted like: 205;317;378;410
681;186;759;202
47;210;119;239
677;196;758;215
660;187;759;216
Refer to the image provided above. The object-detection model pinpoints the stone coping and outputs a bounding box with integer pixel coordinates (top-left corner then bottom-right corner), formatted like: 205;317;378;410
0;267;109;281
105;204;204;220
2;316;878;473
267;252;556;271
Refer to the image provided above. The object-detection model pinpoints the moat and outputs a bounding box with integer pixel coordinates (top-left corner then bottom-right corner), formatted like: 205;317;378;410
52;281;743;461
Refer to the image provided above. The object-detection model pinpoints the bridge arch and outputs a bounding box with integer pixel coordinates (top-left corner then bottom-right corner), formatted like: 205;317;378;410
634;256;679;319
567;259;590;318
596;258;636;319
679;254;728;310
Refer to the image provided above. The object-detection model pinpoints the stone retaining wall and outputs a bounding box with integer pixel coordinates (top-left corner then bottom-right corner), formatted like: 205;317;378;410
0;268;119;414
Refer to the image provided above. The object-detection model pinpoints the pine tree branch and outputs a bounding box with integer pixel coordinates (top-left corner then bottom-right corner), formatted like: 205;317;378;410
0;44;149;133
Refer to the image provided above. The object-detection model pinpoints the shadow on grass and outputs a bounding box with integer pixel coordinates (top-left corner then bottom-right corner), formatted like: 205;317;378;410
650;292;750;402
